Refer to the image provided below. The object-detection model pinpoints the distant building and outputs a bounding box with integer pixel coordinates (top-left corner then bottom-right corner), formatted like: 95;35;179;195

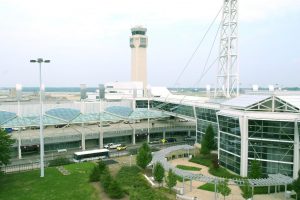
130;26;148;96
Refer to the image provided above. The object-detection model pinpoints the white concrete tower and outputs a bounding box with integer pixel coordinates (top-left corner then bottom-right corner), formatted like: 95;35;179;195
130;26;148;96
215;0;239;98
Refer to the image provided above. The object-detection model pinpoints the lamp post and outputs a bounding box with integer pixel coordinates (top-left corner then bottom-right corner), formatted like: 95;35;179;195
30;58;50;177
16;84;22;159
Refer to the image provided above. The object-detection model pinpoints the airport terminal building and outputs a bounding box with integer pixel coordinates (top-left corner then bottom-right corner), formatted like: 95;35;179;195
0;92;300;179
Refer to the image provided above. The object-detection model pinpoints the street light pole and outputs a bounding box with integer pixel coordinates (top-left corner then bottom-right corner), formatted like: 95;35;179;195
30;58;50;178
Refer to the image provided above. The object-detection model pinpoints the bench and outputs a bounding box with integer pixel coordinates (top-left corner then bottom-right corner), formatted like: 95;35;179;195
57;149;67;153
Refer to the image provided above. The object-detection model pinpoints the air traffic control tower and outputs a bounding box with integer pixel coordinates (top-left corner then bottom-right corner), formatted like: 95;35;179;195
130;26;148;96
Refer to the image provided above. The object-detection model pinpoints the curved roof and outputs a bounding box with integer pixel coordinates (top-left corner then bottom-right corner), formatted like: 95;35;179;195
105;106;133;117
46;108;80;121
0;111;16;125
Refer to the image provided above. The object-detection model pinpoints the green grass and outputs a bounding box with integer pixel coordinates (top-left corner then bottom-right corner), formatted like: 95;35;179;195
189;156;212;167
176;165;201;171
0;162;99;200
198;183;216;192
116;165;174;200
208;167;241;179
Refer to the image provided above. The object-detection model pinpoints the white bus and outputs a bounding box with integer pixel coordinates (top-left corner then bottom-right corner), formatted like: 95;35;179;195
73;149;109;162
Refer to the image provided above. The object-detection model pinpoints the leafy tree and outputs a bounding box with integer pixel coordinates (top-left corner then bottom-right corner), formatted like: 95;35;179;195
0;129;14;167
200;124;215;155
249;160;262;179
89;166;101;182
242;180;253;200
211;154;219;169
292;170;300;200
165;169;177;192
153;162;165;186
100;168;112;191
136;142;152;169
108;180;124;199
218;179;231;200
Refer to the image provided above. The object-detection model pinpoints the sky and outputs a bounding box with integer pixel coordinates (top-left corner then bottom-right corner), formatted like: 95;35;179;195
0;0;300;88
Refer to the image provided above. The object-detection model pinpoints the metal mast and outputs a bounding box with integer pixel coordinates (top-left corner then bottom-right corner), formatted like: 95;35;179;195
215;0;239;98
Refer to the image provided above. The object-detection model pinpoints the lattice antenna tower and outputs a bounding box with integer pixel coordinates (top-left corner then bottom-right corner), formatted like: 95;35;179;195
215;0;239;98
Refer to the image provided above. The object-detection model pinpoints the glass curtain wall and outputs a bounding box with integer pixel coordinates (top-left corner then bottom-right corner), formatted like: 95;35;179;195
218;115;241;174
248;120;294;176
195;107;218;143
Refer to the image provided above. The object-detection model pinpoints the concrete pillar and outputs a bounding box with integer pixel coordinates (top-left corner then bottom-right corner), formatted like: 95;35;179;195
99;130;103;149
193;105;198;144
293;121;299;179
18;131;22;159
147;133;150;143
190;180;192;192
163;131;166;139
188;130;191;137
240;115;249;177
132;128;136;145
81;124;85;150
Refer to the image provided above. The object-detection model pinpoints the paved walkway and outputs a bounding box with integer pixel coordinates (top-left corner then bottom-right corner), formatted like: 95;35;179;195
170;158;288;200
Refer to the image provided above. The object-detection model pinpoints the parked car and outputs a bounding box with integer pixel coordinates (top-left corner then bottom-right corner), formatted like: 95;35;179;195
104;143;114;149
109;143;122;149
116;144;127;151
166;138;177;143
184;136;196;141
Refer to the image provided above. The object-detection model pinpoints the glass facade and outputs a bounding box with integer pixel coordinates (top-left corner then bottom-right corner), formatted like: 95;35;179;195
218;115;241;174
136;100;151;108
195;107;218;143
248;120;294;176
152;101;194;118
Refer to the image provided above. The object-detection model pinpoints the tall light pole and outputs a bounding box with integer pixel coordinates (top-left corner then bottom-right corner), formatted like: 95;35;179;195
30;58;50;177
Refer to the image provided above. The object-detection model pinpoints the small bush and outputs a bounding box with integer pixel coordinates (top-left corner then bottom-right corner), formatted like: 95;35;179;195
100;168;112;191
48;157;72;167
108;180;124;199
89;166;100;182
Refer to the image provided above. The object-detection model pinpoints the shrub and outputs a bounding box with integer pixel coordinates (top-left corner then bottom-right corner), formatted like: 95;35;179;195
108;180;124;199
218;179;231;200
136;143;152;169
48;157;72;167
249;160;262;179
153;162;165;186
100;168;112;191
89;166;100;182
166;169;177;192
241;180;253;199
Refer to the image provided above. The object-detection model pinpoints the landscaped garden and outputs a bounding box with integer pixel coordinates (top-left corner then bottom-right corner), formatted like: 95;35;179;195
0;162;99;200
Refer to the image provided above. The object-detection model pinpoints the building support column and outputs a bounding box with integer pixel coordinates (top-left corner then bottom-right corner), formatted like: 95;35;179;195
193;105;198;144
240;115;248;177
99;130;103;149
132;128;136;145
188;130;191;137
18;130;22;159
81;123;85;150
293;121;299;179
163;131;166;139
190;180;192;192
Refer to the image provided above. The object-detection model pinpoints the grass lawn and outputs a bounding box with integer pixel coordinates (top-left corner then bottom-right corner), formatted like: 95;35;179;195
198;183;216;192
176;165;201;171
116;166;175;200
189;156;212;167
208;167;241;179
0;162;99;200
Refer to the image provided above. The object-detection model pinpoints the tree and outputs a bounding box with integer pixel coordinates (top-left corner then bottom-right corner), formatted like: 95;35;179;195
242;180;253;200
200;124;215;155
153;162;165;186
218;179;231;200
165;169;177;192
292;170;300;200
89;166;101;182
0;129;14;167
108;180;124;199
249;160;262;179
100;168;112;191
136;142;152;169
